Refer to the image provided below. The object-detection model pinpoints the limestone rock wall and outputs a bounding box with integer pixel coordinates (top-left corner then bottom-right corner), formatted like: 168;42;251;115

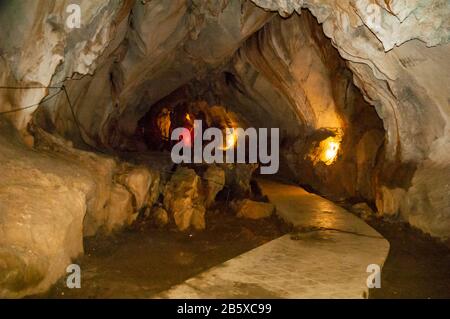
0;115;160;297
0;0;130;137
0;117;88;298
208;11;384;202
33;0;273;149
249;0;450;239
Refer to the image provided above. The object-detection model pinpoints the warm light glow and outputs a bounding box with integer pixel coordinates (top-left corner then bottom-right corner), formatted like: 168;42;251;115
219;128;237;150
181;129;191;147
319;137;340;165
185;113;191;121
324;141;339;161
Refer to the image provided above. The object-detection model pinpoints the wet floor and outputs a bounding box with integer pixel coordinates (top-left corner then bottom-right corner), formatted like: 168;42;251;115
367;218;450;299
42;209;290;298
37;201;450;299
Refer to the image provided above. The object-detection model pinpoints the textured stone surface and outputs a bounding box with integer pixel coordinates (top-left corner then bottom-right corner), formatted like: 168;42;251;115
236;199;275;220
0;116;158;297
152;206;170;228
252;0;303;17
375;186;405;218
157;179;389;298
105;184;135;232
116;164;159;211
202;165;225;208
0;117;89;298
351;203;375;221
221;163;259;196
0;0;129;136
32;124;117;237
163;167;206;231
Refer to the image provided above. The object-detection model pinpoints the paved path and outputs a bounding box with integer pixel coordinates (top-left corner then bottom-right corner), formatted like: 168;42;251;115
157;179;390;298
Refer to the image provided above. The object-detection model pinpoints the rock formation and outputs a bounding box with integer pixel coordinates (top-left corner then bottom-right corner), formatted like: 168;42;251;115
0;116;159;297
163;166;206;231
236;199;275;220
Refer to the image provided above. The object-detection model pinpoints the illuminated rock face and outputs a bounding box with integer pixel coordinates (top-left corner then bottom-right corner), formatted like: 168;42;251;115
212;11;385;202
251;0;450;163
249;0;450;237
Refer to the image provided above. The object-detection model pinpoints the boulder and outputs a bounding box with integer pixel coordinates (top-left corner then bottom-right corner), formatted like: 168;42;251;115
351;202;375;221
105;184;135;233
236;199;275;220
116;164;159;210
152;206;169;227
221;163;258;196
163;167;206;231
202;165;225;208
376;186;405;217
146;172;161;207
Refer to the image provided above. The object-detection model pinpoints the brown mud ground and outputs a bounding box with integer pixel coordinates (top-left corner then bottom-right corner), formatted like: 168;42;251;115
41;208;290;298
367;218;450;299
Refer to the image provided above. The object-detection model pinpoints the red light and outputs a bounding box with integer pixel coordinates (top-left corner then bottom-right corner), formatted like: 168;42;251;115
181;129;192;147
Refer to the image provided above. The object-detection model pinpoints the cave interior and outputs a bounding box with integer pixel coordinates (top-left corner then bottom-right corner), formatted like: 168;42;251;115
0;0;449;299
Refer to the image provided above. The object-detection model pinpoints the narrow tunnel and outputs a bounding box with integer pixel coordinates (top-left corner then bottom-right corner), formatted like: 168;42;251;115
0;0;449;299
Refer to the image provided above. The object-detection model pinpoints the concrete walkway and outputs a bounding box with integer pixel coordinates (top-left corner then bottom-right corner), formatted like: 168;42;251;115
157;179;390;298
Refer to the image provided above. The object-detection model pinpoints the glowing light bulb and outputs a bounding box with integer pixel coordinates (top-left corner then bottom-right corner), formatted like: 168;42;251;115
319;137;340;165
324;141;339;162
